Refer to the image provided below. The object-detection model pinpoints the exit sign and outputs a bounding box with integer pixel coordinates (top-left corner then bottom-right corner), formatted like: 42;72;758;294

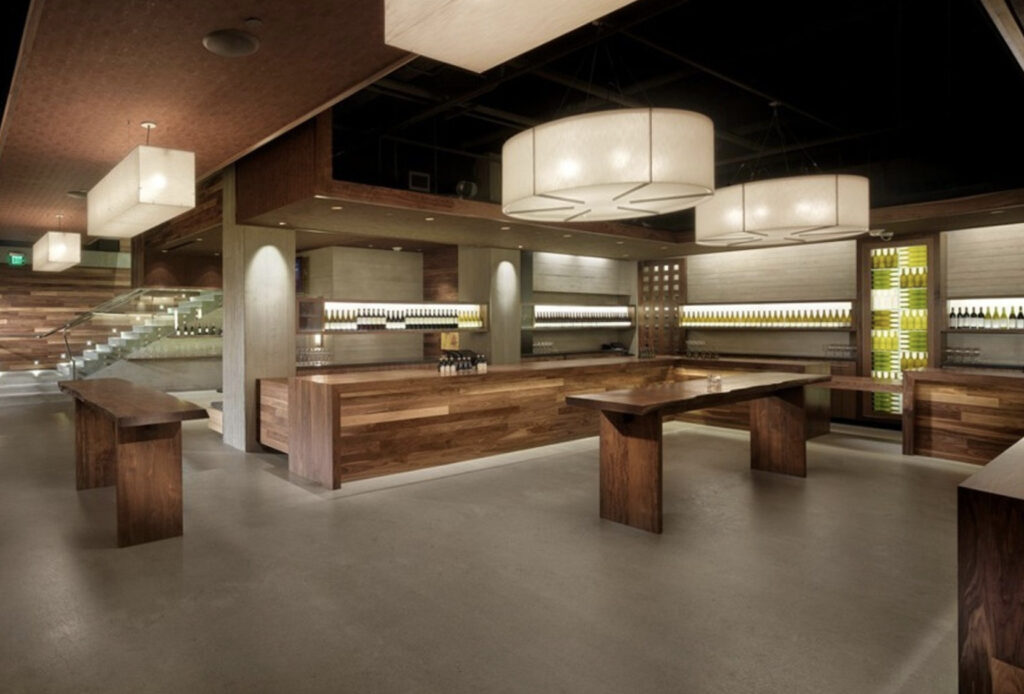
7;252;26;267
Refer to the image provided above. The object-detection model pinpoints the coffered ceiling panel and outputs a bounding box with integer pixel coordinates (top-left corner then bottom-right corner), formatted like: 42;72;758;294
0;0;411;244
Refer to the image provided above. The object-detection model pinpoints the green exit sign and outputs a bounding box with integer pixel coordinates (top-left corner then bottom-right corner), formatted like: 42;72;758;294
7;252;26;267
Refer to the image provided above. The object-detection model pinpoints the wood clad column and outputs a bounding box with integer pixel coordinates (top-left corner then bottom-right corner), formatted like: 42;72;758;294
599;411;663;533
75;399;117;489
116;422;183;547
749;386;808;477
222;166;296;451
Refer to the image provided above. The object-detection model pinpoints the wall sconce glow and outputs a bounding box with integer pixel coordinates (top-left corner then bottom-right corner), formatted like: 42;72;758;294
695;174;869;247
502;108;715;222
32;231;81;272
87;145;195;238
384;0;636;73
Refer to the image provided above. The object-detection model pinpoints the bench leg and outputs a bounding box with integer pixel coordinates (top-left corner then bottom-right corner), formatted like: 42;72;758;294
116;422;183;547
75;400;117;490
599;411;663;533
750;387;808;477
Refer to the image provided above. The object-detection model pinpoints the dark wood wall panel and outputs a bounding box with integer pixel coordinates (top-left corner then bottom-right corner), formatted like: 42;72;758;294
235;119;318;223
906;371;1024;465
141;256;222;289
422;246;458;359
0;265;131;370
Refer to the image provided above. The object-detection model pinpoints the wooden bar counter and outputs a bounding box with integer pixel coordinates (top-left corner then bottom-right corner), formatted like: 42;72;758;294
263;357;690;489
902;368;1024;465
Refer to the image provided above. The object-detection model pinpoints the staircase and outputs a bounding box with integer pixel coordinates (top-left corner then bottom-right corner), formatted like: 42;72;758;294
57;290;223;379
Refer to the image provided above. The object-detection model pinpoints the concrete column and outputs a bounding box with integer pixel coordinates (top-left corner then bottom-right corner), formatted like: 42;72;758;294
221;166;296;451
458;247;520;365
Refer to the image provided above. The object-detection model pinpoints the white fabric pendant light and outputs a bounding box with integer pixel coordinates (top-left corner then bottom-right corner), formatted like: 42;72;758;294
502;108;715;223
32;231;80;272
87;122;195;239
695;174;870;247
384;0;636;74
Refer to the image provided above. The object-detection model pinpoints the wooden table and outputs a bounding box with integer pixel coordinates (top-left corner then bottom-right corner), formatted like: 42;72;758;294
59;379;207;547
566;372;829;533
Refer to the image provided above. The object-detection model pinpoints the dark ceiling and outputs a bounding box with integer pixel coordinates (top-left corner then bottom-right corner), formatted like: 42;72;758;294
331;0;1024;233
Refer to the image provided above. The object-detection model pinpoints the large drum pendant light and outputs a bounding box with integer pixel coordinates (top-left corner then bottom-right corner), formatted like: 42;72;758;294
695;174;870;247
501;108;715;223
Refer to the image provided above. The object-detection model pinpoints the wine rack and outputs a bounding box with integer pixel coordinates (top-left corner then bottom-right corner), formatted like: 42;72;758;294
679;301;853;329
526;304;634;330
639;260;682;355
869;244;929;414
946;298;1024;332
297;298;488;334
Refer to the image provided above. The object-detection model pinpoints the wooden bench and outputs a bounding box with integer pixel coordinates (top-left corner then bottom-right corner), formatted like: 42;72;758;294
58;378;208;547
566;372;829;534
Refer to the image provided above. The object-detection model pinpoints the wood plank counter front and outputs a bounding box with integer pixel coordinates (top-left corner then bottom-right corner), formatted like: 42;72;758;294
958;436;1024;692
566;372;829;533
902;368;1024;465
274;357;688;489
58;379;207;546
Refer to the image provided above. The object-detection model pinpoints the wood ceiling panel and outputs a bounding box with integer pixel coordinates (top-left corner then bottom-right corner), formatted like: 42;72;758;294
0;0;410;243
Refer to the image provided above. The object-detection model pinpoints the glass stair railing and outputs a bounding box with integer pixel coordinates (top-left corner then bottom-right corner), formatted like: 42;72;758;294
51;288;223;379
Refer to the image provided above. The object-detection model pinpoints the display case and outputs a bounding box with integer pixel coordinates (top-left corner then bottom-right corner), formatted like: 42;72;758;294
679;301;853;329
297;298;488;334
863;240;936;415
524;304;634;330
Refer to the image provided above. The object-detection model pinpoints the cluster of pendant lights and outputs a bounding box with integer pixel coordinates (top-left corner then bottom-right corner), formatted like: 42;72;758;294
32;121;195;272
501;107;870;246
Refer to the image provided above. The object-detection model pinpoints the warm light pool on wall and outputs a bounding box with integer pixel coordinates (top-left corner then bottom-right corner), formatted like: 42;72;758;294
32;215;80;272
87;121;195;238
502;108;715;223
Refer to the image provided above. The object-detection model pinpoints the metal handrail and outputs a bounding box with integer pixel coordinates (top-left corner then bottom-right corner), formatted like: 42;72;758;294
35;288;149;339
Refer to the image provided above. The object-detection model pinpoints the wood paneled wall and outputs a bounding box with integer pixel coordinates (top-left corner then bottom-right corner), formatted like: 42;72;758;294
686;240;857;303
0;265;131;370
140;255;222;289
943;224;1024;298
423;246;458;359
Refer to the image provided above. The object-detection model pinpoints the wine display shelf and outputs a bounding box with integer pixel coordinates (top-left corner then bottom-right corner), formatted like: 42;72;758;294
946;297;1024;332
297;298;488;334
680;301;854;330
525;304;635;331
943;329;1024;335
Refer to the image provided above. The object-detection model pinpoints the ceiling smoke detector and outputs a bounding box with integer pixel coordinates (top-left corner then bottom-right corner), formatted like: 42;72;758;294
203;28;260;58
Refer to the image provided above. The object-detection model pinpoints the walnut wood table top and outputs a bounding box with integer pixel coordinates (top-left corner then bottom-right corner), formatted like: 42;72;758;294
566;372;829;417
59;378;208;428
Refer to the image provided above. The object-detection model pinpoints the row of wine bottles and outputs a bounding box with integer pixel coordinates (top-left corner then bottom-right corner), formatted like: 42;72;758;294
174;323;222;337
870;247;927;268
533;309;631;328
437;354;488;375
323;307;484;332
871;267;929;289
679;309;851;328
872;309;928;331
949;306;1024;330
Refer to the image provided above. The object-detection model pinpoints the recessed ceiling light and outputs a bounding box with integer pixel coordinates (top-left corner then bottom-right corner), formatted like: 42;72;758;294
392;246;403;252
197;238;203;242
616;241;624;245
500;225;511;231
990;209;1006;215
517;245;524;249
368;244;374;248
425;217;435;222
660;246;667;250
278;221;287;226
161;249;168;253
562;233;572;238
203;28;261;58
331;205;343;211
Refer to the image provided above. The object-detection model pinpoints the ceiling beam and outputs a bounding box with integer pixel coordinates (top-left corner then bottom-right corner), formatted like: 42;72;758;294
979;0;1024;73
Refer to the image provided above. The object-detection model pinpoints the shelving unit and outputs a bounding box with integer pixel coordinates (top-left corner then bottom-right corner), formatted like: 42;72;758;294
639;260;682;355
525;304;634;330
297;298;488;334
866;243;932;415
941;296;1024;369
679;301;853;329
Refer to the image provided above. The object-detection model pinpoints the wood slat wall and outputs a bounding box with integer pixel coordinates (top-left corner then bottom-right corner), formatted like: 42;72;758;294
258;379;290;453
944;224;1024;298
0;265;131;370
905;371;1024;465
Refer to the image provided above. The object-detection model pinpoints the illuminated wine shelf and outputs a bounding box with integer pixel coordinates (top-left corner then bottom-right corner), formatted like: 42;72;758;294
525;304;635;330
297;298;488;334
869;245;929;415
679;301;853;329
946;297;1024;331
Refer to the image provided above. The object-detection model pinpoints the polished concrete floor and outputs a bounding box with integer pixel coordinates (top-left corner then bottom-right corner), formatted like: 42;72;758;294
0;394;971;693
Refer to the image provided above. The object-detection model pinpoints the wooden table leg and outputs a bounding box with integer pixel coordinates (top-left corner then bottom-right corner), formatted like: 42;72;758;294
599;410;663;533
115;422;183;547
749;386;808;477
75;399;117;490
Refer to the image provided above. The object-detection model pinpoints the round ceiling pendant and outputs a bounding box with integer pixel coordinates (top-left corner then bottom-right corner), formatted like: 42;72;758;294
695;174;870;247
202;29;261;58
501;108;715;223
